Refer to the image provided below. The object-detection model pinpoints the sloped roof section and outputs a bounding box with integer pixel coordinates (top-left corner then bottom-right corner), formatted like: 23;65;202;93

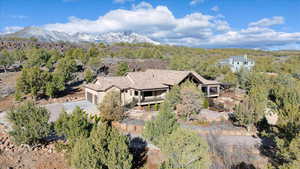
126;71;168;90
85;76;131;91
85;69;220;91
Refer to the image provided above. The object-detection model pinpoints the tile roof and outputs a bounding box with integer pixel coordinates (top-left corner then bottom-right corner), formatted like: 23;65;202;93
85;69;220;91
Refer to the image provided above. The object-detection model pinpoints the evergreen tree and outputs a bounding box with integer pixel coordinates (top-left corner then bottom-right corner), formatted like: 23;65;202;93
16;66;49;99
84;68;95;83
143;102;179;145
71;122;132;169
116;62;129;76
54;57;77;83
7;101;51;146
234;86;268;130
164;85;181;110
0;49;14;72
159;128;211;169
54;107;93;148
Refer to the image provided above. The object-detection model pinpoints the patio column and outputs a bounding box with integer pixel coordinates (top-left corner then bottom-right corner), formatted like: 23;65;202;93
207;86;210;97
217;85;220;96
138;90;141;105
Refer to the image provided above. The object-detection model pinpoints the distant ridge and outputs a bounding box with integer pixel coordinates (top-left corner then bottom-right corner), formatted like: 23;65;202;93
1;26;160;45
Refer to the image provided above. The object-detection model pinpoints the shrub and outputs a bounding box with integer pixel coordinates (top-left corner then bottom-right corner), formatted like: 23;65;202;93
159;128;211;169
203;98;209;108
99;91;125;122
154;103;160;111
7;101;51;146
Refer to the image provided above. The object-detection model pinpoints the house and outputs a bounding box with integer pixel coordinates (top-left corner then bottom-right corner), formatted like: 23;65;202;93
219;55;255;72
84;69;221;106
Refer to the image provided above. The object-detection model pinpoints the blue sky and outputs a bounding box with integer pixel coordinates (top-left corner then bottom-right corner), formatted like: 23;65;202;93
1;0;300;49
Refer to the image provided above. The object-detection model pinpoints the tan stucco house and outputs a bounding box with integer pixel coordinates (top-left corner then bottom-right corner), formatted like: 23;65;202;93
84;69;221;106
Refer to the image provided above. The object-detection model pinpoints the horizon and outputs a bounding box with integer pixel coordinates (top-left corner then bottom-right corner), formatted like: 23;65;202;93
1;0;300;50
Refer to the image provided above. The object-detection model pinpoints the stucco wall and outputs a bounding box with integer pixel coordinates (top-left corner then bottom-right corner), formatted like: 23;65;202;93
85;87;134;106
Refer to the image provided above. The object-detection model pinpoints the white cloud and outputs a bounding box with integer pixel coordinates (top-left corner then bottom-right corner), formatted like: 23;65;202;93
41;3;300;50
249;16;285;27
45;2;229;39
1;26;23;34
211;6;219;12
132;1;153;10
190;0;205;6
114;0;134;4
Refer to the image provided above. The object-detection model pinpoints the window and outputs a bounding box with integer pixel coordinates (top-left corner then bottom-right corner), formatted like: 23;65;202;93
94;95;98;104
143;91;153;97
135;91;139;96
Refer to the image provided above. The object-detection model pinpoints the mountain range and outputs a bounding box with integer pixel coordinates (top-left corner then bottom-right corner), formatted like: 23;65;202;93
1;26;160;45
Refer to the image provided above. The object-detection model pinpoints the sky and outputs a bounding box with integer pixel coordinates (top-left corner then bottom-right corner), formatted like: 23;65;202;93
1;0;300;49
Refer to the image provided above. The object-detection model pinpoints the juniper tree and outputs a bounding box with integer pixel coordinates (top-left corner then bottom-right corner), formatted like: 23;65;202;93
84;68;95;83
71;122;132;169
116;62;129;76
0;49;14;72
7;101;51;146
143;102;179;145
159;128;211;169
54;107;93;148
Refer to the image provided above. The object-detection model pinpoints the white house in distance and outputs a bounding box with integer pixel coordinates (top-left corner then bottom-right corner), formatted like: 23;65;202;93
219;55;255;72
84;69;221;106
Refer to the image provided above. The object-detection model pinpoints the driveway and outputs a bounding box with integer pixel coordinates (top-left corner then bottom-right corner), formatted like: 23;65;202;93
44;100;98;122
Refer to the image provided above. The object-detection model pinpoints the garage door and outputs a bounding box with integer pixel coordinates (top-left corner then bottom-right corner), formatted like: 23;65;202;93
87;92;93;103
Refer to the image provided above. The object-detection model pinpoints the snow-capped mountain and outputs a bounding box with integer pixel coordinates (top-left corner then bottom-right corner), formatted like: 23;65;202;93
1;27;160;45
74;31;160;45
3;26;79;43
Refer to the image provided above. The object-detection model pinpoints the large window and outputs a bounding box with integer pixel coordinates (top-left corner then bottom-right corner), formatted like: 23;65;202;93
143;91;153;97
